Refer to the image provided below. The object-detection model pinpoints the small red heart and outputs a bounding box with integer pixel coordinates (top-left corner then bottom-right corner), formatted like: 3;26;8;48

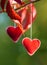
22;37;41;56
6;26;23;42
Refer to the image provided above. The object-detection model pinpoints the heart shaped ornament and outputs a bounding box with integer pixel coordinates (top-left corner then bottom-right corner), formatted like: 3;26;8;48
6;26;23;43
22;37;41;56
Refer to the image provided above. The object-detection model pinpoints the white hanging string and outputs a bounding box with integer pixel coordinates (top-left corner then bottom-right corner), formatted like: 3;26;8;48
30;4;33;39
14;22;16;27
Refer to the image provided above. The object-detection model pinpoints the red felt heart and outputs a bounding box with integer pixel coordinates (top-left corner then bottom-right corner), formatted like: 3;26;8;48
6;26;23;43
22;37;41;56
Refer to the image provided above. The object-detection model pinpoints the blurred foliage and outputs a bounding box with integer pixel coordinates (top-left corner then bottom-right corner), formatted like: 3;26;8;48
0;0;47;65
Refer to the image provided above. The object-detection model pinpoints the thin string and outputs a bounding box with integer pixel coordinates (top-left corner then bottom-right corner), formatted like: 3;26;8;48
30;4;33;39
14;22;16;27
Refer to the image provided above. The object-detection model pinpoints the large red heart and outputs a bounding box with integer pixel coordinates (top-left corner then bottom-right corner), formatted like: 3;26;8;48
6;26;23;42
22;37;41;56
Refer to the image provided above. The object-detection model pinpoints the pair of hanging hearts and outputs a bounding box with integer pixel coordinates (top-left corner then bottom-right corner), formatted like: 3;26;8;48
6;26;41;56
0;0;41;56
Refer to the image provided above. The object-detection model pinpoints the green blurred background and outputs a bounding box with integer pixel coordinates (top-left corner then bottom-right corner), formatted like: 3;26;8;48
0;0;47;65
